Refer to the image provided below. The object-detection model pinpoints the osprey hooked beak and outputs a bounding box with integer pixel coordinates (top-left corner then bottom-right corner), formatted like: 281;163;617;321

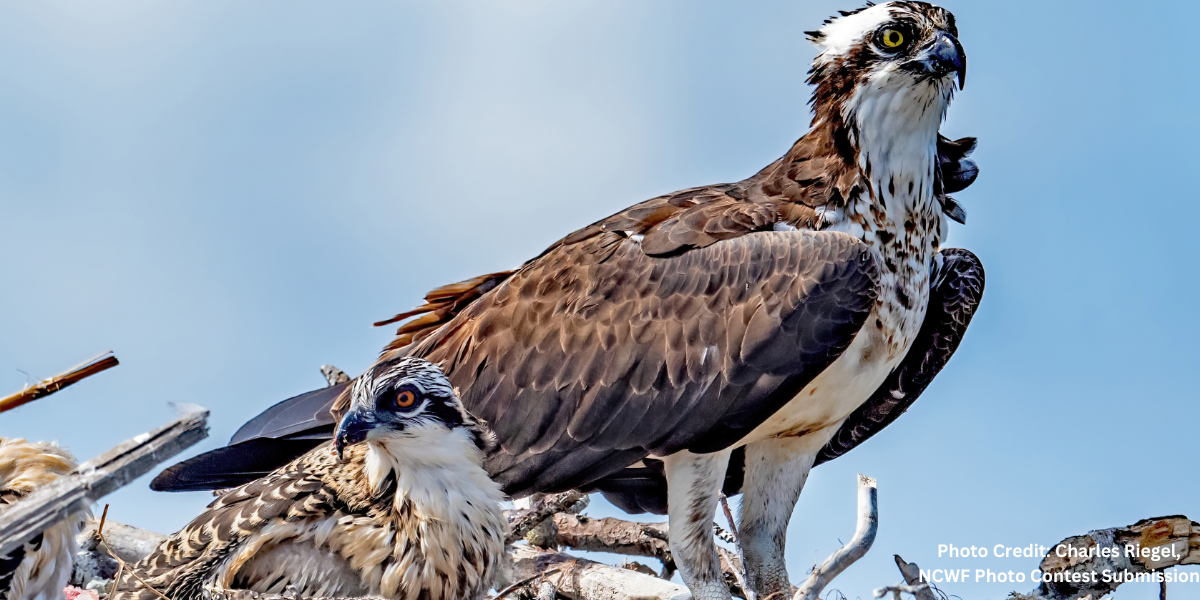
920;31;966;89
336;408;381;460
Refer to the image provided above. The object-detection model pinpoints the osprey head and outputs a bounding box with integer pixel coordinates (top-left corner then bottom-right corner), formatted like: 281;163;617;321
335;357;488;460
806;2;965;144
809;2;965;89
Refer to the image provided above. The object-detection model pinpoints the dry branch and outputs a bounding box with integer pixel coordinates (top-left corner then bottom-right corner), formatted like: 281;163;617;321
510;544;690;600
892;556;937;600
506;491;588;544
0;351;119;414
552;513;746;596
0;408;209;558
1012;515;1199;600
794;474;878;600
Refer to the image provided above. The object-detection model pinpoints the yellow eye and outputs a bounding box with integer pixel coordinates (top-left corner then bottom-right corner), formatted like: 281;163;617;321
395;390;416;409
881;28;905;49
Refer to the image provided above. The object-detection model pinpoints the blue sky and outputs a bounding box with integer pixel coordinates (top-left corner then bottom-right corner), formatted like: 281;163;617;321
1;1;1197;598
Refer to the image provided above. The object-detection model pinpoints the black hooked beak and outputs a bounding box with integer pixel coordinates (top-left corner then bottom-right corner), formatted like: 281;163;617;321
926;31;966;90
335;409;378;461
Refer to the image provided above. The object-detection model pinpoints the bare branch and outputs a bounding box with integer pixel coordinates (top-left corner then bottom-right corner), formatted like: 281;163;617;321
0;351;119;414
506;491;588;544
1012;515;1199;600
892;556;937;600
793;474;879;600
720;494;752;599
0;408;210;558
873;582;929;600
510;545;688;600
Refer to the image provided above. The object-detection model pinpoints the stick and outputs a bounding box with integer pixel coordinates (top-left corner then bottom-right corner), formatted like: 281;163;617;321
873;582;929;600
510;545;688;600
0;351;119;414
506;491;588;544
1012;515;1199;600
493;567;563;600
720;494;753;599
793;474;878;600
0;408;209;558
97;505;171;600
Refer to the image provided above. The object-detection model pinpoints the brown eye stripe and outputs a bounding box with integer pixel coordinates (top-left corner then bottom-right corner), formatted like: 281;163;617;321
396;390;416;408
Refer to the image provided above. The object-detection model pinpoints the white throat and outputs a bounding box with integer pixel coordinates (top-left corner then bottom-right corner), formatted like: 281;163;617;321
364;427;505;519
845;68;950;221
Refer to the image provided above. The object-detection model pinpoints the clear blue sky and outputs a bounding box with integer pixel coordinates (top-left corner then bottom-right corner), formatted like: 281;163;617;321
1;2;1196;598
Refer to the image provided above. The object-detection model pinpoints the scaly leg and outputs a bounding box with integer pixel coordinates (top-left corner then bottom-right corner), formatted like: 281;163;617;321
662;449;733;600
738;437;820;600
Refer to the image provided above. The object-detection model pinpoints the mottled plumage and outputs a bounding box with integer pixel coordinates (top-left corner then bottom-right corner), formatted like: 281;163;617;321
118;358;506;600
156;3;984;600
0;439;86;600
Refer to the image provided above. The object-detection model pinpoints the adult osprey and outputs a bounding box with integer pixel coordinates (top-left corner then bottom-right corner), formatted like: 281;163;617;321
156;2;985;598
114;358;506;600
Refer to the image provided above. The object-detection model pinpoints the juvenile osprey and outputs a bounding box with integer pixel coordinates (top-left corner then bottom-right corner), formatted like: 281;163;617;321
156;3;985;599
115;358;506;600
0;439;87;600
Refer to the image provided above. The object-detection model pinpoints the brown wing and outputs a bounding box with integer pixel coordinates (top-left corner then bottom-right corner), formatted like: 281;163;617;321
376;271;515;352
406;227;878;497
814;247;984;464
573;249;984;515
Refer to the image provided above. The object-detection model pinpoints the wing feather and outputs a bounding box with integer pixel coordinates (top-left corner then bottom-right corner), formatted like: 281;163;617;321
814;248;985;464
408;228;877;496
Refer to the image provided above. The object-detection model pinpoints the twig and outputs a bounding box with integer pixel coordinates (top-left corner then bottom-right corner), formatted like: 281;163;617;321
873;582;929;600
720;494;740;541
510;546;688;600
506;491;588;544
720;494;753;600
0;351;119;414
493;567;562;600
97;505;172;600
0;408;210;558
793;474;878;600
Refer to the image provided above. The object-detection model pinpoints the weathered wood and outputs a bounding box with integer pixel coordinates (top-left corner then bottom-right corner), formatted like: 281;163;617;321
892;556;937;600
794;474;878;600
0;409;210;558
72;519;169;586
510;545;690;600
1012;515;1199;600
0;352;120;414
506;491;588;544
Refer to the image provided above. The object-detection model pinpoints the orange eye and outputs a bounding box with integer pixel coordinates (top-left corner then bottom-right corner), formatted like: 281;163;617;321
395;390;417;408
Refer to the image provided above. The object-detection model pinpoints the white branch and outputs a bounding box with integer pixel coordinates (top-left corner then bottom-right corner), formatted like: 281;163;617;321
793;474;878;600
509;545;690;600
0;408;210;558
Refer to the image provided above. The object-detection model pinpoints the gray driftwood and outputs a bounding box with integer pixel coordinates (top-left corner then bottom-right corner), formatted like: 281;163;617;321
0;408;210;558
510;544;690;600
794;474;879;600
1011;516;1199;600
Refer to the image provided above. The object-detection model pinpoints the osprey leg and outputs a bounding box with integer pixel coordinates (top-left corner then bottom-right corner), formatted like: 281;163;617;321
663;449;734;600
738;437;820;599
